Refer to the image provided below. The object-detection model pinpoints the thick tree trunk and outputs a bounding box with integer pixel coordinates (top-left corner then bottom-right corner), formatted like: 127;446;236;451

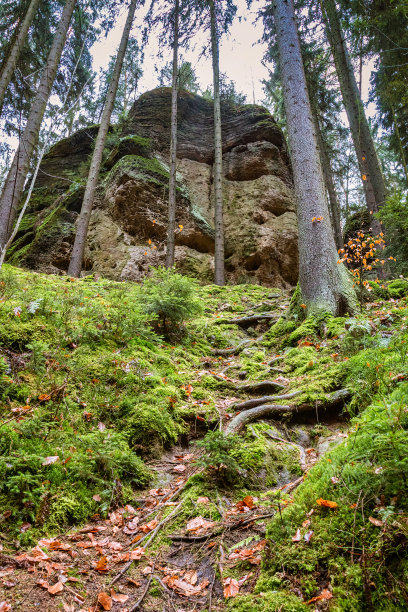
165;0;179;269
271;0;357;316
210;0;225;286
68;0;138;277
0;0;77;252
320;0;385;235
0;0;42;115
313;113;343;250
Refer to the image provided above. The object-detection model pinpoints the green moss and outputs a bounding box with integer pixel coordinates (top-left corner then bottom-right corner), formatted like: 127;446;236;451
227;591;304;611
387;279;408;298
105;154;170;188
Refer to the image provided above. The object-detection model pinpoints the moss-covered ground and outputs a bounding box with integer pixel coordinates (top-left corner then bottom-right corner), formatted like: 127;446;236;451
0;267;408;610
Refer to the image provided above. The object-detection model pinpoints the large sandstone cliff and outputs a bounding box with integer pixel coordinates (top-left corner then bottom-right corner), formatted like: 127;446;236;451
9;88;298;287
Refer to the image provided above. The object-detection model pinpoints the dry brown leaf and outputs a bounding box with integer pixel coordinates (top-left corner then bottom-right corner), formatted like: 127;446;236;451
197;496;210;504
307;588;333;604
97;591;112;610
140;519;158;533
186;516;217;532
0;603;11;612
129;547;145;560
184;570;198;585
42;455;59;466
172;464;186;473
94;556;109;572
223;577;240;598
369;516;383;527
20;522;31;533
110;589;129;603
48;581;64;595
107;541;123;551
292;528;301;542
316;498;338;509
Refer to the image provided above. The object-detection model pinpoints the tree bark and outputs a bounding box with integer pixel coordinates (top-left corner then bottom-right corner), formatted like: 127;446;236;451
313;112;343;250
271;0;357;316
68;0;138;277
0;0;42;115
165;0;179;269
0;0;77;252
320;0;385;235
210;0;225;285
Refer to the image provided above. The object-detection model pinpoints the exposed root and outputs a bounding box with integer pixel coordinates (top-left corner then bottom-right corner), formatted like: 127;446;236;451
225;388;350;433
211;339;251;356
238;380;286;394
214;314;277;328
232;391;302;411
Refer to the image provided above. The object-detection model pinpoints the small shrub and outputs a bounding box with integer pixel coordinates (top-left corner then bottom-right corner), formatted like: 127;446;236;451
196;430;241;481
140;267;203;336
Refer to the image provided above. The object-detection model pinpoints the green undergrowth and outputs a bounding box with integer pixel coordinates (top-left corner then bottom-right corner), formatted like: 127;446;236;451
0;266;277;538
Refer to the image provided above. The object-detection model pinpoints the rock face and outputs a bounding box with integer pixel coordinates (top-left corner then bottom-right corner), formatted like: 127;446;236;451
9;88;298;287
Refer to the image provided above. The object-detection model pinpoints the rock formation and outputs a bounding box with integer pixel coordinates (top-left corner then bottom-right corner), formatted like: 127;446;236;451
8;88;298;287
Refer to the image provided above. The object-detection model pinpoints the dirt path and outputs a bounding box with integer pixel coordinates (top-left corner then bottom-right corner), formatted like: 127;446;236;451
0;301;349;611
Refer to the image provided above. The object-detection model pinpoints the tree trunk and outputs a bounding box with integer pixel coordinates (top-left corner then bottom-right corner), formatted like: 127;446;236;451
313;113;343;250
68;0;138;277
0;0;77;252
320;0;385;235
271;0;357;316
0;0;42;115
165;0;179;269
210;0;225;286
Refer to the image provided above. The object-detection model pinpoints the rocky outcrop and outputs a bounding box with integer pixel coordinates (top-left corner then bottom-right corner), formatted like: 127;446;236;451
9;88;298;287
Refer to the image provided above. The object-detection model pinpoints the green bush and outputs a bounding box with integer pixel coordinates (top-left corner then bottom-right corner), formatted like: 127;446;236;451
140;266;203;336
377;192;408;276
196;430;241;480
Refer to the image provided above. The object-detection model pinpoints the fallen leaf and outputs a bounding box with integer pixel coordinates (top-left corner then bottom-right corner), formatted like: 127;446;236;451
186;516;217;532
110;589;129;603
92;494;101;502
316;498;338;509
292;528;301;542
197;496;210;504
304;530;314;543
129;547;145;560
140;519;158;533
97;591;112;610
184;570;198;585
94;556;109;572
307;588;333;604
223;577;240;598
42;455;59;466
369;516;383;527
173;464;186;473
108;541;123;551
20;522;31;532
0;603;11;612
48;581;64;595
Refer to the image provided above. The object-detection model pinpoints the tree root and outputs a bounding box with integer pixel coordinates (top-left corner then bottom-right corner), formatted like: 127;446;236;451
169;513;275;543
231;391;302;411
214;314;277;328
225;388;351;434
238;380;286;394
211;339;251;356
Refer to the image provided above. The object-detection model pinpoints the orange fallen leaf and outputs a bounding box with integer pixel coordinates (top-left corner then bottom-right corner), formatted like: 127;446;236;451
368;516;383;527
186;516;217;532
173;464;186;473
140;519;158;533
197;496;210;504
307;588;333;604
94;556;109;572
223;577;240;598
110;589;128;603
97;591;112;610
0;603;11;612
316;498;338;509
48;581;64;595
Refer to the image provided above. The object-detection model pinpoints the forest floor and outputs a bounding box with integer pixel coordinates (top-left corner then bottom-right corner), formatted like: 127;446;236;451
0;266;408;611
